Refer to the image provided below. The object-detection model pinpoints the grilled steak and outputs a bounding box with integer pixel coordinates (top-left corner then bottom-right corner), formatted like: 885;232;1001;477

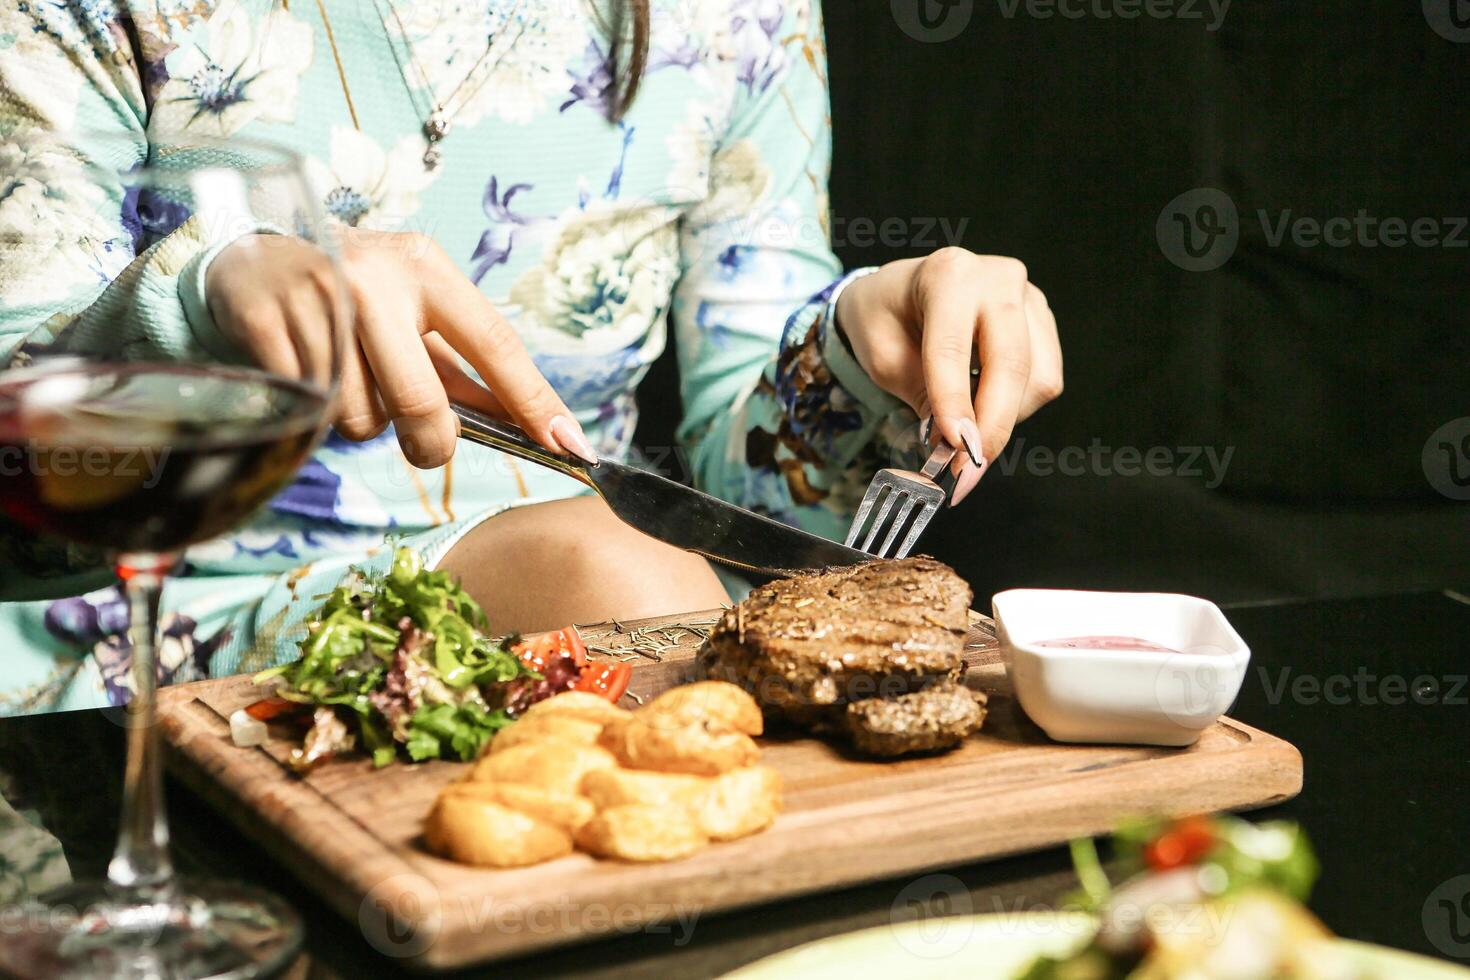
699;557;982;754
845;681;987;756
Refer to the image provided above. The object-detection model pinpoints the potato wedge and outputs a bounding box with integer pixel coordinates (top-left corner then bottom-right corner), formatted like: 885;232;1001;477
690;765;782;841
574;804;708;863
599;715;759;776
643;681;763;736
580;767;708;810
439;781;596;834
490;714;605;754
470;741;618;795
518;691;632;726
424;796;571;868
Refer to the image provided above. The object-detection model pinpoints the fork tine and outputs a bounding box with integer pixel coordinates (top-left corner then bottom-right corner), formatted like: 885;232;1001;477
876;495;918;558
845;482;884;548
893;499;940;559
860;487;902;553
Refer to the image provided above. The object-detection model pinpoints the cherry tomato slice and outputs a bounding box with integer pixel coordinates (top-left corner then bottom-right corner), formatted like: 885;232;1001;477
559;626;589;668
575;662;632;702
513;627;589;673
512;633;561;673
1144;816;1218;871
244;697;299;721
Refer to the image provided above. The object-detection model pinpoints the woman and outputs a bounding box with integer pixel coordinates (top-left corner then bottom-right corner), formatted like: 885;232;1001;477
0;0;1061;713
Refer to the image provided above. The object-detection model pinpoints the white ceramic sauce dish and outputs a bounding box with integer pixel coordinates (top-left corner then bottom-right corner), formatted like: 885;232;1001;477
991;589;1251;747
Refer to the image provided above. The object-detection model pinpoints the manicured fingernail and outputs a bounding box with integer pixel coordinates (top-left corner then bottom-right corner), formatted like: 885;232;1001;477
919;414;933;445
958;419;984;468
549;415;599;466
950;457;987;507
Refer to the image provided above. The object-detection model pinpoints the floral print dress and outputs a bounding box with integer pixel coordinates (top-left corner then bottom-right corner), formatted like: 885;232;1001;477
0;0;920;715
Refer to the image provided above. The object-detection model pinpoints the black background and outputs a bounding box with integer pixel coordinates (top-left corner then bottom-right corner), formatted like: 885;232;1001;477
640;0;1470;603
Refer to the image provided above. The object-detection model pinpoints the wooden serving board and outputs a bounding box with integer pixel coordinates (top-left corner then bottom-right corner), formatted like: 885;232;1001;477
157;611;1302;971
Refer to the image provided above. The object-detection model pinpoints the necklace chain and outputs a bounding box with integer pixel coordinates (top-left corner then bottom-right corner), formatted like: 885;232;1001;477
372;0;529;170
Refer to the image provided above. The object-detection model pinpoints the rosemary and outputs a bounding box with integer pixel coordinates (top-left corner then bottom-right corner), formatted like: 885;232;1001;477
577;618;723;663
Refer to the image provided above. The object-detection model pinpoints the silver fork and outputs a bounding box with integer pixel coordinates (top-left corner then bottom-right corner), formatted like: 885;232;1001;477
844;443;958;559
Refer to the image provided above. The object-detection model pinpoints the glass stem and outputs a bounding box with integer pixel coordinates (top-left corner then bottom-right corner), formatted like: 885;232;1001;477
107;552;178;892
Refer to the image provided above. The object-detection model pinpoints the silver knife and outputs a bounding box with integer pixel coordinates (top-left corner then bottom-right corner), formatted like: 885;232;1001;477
451;403;871;576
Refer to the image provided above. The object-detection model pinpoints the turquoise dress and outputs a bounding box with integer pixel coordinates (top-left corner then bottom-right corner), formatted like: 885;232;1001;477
0;0;921;714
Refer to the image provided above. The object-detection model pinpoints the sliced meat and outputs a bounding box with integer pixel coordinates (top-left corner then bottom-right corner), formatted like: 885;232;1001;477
844;682;987;757
700;557;982;754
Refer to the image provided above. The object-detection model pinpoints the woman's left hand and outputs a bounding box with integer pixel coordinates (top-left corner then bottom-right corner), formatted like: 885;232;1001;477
834;247;1064;505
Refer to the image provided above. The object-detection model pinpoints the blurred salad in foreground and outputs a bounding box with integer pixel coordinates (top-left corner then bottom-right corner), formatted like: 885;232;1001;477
238;548;631;772
1018;814;1373;980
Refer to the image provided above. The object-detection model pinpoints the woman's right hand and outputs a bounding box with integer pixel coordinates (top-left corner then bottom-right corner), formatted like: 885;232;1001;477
204;229;597;469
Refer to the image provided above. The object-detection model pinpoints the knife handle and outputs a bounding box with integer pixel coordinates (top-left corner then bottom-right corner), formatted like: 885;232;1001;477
449;402;595;487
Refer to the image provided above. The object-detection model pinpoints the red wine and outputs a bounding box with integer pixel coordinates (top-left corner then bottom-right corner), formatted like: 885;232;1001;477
0;364;327;554
1034;635;1182;654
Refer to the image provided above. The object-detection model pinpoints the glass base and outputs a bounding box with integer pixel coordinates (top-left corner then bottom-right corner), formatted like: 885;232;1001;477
3;877;303;979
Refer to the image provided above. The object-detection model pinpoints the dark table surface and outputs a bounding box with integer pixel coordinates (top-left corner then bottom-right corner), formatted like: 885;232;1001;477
2;589;1467;978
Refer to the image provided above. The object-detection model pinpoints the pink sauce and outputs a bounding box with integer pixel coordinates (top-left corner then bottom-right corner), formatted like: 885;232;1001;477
1034;635;1181;654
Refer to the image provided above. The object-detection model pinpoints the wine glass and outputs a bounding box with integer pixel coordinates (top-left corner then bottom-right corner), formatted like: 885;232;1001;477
0;132;350;977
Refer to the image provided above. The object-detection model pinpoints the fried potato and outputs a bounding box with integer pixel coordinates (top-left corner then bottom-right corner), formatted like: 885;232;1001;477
580;767;709;810
470;741;618;795
490;714;605;754
599;714;760;776
690;765;782;841
518;691;632;726
642;682;764;736
424;795;571;868
440;781;595;834
574;804;708;863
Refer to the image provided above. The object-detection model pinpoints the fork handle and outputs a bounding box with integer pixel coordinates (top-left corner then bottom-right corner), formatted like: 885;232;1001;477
450;402;595;487
919;443;959;480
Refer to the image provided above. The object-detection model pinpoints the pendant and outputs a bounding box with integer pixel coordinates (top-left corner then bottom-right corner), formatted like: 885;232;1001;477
423;110;450;171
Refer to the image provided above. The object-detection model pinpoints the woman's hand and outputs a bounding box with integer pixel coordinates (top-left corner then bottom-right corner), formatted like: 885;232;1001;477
204;229;597;469
834;248;1063;505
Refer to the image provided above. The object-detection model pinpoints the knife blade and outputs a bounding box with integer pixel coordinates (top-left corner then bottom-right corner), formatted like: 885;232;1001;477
451;403;871;576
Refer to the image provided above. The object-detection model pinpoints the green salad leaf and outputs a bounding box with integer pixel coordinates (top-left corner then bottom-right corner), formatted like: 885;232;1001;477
254;547;535;770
